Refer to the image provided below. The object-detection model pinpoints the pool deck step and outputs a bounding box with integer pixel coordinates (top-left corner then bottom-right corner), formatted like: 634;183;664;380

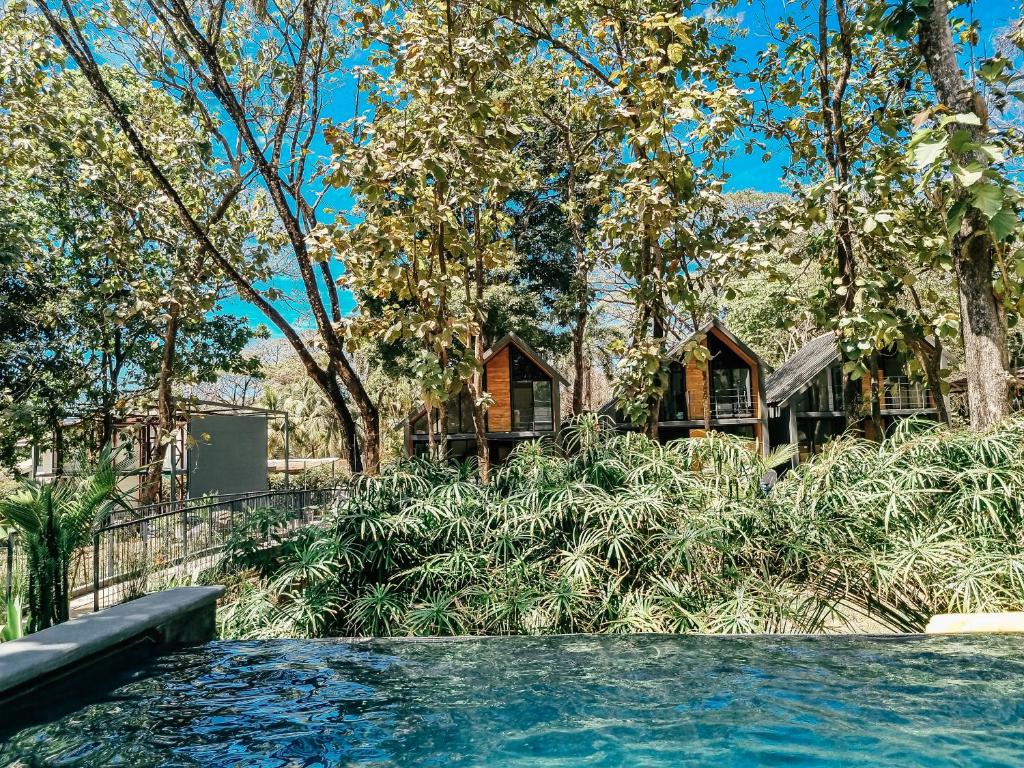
0;586;223;698
925;612;1024;635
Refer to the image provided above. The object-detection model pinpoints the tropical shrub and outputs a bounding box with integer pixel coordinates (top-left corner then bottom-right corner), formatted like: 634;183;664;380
216;416;1024;638
0;447;127;632
1;596;25;641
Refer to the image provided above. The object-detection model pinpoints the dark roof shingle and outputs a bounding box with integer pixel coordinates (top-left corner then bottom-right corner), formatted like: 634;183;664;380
765;332;839;405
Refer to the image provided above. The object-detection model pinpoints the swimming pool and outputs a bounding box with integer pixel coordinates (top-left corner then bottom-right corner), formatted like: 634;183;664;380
2;634;1023;766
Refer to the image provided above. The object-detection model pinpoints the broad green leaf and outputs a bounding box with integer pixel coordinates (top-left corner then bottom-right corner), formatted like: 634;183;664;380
913;138;947;167
970;183;1004;219
953;162;985;187
980;144;1006;163
946;198;968;238
939;112;982;127
989;206;1019;242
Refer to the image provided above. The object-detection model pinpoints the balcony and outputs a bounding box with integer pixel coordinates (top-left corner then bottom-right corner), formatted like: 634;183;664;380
881;376;930;411
710;388;756;420
511;409;553;432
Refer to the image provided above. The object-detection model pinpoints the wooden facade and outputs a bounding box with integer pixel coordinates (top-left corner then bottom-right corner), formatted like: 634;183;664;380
485;346;512;433
404;334;568;463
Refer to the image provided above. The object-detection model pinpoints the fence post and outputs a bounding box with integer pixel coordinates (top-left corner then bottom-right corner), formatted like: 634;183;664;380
5;534;13;604
181;500;189;558
92;530;100;613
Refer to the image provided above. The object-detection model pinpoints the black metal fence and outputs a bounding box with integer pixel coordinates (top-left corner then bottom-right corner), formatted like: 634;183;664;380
2;487;343;614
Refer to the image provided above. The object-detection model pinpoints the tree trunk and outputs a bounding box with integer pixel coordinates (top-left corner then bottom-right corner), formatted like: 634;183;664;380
702;362;713;435
868;353;883;440
917;0;1010;428
426;407;437;460
98;344;113;454
955;231;1009;427
323;374;362;473
141;302;180;505
816;0;861;433
50;412;64;478
438;400;449;460
571;300;589;415
566;155;591;416
468;368;489;482
842;368;861;433
645;311;666;442
468;211;491;482
910;337;950;424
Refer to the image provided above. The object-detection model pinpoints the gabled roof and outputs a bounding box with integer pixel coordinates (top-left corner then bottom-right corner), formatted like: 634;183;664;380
596;318;765;417
486;332;569;387
667;317;768;372
765;332;840;406
404;332;568;424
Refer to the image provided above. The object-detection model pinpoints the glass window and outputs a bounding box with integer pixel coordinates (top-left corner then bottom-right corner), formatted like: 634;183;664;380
707;334;753;418
533;380;552;430
513;382;533;430
660;362;688;421
446;399;461;434
509;345;555;431
711;367;751;417
830;365;845;410
447;439;477;461
880;348;904;377
510;347;547;381
796;416;844;459
460;390;475;433
412;412;428;434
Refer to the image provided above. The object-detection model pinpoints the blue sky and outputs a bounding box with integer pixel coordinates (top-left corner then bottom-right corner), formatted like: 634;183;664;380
723;0;1021;190
222;0;1022;337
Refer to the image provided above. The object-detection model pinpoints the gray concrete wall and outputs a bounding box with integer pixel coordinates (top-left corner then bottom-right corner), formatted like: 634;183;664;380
188;414;269;498
0;587;224;698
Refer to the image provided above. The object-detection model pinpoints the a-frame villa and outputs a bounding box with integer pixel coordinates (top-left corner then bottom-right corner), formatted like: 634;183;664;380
404;333;569;464
766;332;943;465
601;319;769;452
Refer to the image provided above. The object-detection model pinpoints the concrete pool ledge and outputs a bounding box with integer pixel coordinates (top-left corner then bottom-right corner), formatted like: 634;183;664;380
926;612;1024;635
0;586;224;697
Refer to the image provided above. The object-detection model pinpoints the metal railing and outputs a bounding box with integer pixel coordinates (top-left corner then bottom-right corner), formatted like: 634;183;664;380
710;388;756;419
2;487;344;615
88;487;343;611
881;376;930;411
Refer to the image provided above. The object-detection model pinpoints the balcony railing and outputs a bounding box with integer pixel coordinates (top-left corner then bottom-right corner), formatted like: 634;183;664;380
660;390;755;422
881;376;930;411
511;410;554;431
710;388;756;419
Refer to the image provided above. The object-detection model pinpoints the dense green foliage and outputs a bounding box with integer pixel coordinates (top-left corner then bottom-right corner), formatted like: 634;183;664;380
0;448;126;631
218;417;1024;638
0;8;268;471
0;596;25;641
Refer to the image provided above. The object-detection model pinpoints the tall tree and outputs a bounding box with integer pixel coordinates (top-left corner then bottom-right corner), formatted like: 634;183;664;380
494;1;749;436
509;69;610;414
889;0;1023;427
332;0;529;480
0;8;265;480
747;0;958;431
32;0;381;472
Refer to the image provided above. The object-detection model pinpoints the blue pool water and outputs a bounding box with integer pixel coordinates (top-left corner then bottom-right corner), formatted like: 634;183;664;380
2;634;1023;766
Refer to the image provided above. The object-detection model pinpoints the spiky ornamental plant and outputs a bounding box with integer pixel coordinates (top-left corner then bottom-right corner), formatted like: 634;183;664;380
218;416;1024;639
0;446;128;632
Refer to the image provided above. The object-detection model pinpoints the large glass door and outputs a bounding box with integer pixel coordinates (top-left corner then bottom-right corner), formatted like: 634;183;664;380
510;347;554;431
